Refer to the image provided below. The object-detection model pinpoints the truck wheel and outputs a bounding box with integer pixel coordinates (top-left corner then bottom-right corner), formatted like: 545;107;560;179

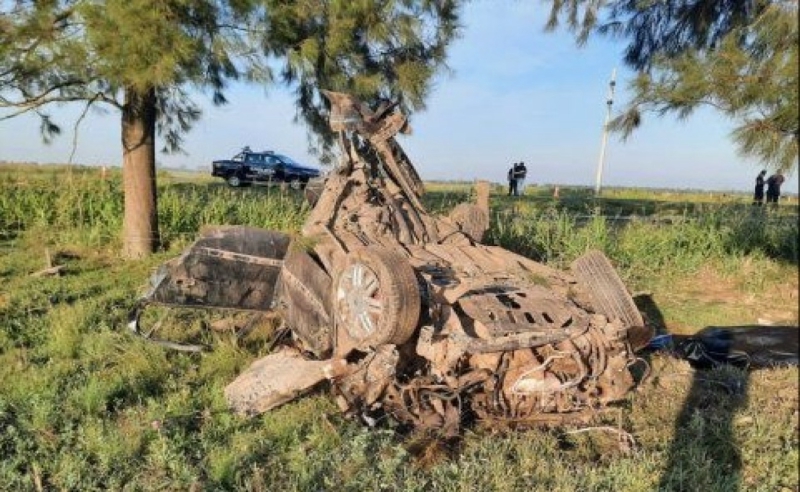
227;174;243;187
571;250;644;329
333;247;420;349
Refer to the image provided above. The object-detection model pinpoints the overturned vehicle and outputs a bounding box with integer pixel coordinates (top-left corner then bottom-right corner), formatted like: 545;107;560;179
130;91;652;435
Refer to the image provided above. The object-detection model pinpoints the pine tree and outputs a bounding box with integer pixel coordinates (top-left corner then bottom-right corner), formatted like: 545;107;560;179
546;0;798;171
262;0;459;157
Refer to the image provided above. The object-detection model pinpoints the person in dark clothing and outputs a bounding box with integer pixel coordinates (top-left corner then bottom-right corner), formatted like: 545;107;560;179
513;162;528;196
507;164;518;196
753;169;767;205
765;173;785;205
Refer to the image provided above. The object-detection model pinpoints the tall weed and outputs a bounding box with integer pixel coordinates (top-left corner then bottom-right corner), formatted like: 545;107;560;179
0;170;309;251
487;202;798;287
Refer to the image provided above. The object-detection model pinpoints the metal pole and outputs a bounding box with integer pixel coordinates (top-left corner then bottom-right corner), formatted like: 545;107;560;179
595;68;616;196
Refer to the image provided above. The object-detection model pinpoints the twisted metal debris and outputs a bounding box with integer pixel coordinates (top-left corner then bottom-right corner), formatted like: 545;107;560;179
132;91;652;435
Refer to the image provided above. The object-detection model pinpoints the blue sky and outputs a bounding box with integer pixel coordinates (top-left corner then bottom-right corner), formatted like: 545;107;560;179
1;1;796;194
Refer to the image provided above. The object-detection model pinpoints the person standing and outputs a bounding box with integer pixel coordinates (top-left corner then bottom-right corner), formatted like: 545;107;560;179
765;172;785;206
507;164;518;196
753;169;767;205
512;161;528;196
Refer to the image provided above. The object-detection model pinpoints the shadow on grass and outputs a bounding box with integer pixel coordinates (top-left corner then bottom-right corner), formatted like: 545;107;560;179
658;359;749;491
634;293;799;490
657;325;798;491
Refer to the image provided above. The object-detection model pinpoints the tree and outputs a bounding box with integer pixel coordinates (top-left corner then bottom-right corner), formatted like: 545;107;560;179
1;0;266;258
546;0;798;172
262;0;460;158
1;1;461;256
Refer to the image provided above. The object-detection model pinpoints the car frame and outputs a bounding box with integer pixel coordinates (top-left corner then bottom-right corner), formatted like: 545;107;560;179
132;92;652;435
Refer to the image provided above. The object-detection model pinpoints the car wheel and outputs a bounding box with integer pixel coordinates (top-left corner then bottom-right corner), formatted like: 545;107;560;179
571;250;646;336
288;177;303;190
227;174;243;187
333;247;420;349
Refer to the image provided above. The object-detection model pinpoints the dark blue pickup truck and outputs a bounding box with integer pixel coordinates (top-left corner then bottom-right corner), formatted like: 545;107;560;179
211;148;321;188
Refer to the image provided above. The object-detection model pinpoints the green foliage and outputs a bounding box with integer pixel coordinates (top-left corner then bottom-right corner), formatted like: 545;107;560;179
1;0;460;157
0;167;124;234
484;194;798;283
0;166;308;249
0;1;266;151
546;0;799;171
612;3;798;172
263;0;460;157
547;0;765;70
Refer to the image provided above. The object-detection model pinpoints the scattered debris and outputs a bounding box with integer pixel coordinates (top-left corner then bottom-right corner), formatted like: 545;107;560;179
131;91;654;434
564;425;638;454
31;265;65;277
647;325;799;369
31;249;66;277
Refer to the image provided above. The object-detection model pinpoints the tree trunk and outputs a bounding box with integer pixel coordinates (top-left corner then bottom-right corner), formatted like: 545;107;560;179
121;87;159;258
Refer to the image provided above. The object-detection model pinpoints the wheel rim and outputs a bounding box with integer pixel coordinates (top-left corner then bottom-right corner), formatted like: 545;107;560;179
336;262;382;339
229;176;240;186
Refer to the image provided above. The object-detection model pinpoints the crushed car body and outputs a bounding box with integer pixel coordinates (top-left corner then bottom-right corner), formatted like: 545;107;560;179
131;91;652;435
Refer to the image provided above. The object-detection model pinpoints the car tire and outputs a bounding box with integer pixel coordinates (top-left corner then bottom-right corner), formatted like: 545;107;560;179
227;174;243;188
333;247;420;349
570;250;644;330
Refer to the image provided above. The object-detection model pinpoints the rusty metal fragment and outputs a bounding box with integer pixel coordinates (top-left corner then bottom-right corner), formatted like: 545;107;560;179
136;91;653;434
138;226;289;310
225;349;349;416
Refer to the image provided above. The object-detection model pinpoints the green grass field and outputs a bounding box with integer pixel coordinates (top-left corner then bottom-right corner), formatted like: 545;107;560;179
1;164;797;491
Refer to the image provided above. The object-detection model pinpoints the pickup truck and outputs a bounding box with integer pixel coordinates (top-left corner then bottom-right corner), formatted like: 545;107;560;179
211;148;321;188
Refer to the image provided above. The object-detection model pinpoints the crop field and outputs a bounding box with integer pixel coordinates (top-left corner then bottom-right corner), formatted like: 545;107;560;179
1;163;797;491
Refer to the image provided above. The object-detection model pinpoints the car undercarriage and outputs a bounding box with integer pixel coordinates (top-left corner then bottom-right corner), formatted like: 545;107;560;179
130;91;653;436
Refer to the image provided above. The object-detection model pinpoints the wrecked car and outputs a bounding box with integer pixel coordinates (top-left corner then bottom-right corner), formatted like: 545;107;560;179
130;91;652;435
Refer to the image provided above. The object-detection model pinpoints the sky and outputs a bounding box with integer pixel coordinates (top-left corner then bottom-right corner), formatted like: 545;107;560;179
0;1;797;194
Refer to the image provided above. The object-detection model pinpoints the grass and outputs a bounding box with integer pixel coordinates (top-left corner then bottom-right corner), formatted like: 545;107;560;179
0;164;797;491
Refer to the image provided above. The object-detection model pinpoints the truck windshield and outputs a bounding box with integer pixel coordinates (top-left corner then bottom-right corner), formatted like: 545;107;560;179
275;154;301;166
